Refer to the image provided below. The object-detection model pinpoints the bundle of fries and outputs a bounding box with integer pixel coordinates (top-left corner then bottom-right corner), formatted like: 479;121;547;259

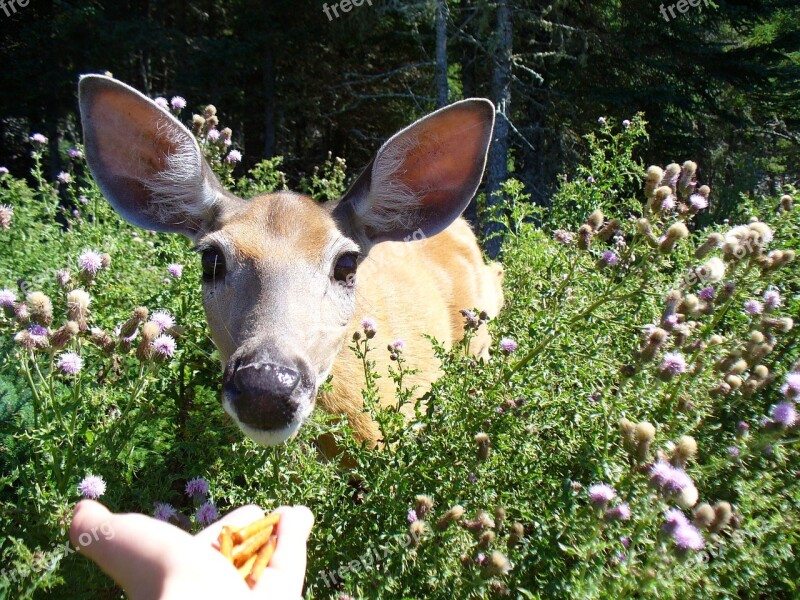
218;512;281;588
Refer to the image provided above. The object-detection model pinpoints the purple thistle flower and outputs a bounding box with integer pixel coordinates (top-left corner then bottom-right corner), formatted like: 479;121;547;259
195;501;219;526
763;290;781;310
57;172;72;184
587;176;595;184
207;128;220;141
601;250;619;266
0;166;9;175
662;508;690;534
782;373;800;398
620;536;631;549
30;133;47;145
185;477;210;498
660;352;687;377
468;473;478;484
407;509;418;524
744;300;763;315
672;523;704;551
737;421;750;437
553;229;574;245
662;468;693;495
57;351;83;375
391;339;405;352
79;195;89;205
170;96;187;110
154;502;178;522
0;288;17;308
362;317;377;336
649;461;673;488
151;310;175;332
154;97;169;110
689;194;708;211
605;503;631;521
29;324;49;343
661;194;677;212
78;474;106;499
68;148;83;159
588;483;616;509
663;314;679;329
727;446;740;458
79;250;104;274
698;287;715;301
772;402;798;428
597;117;606;125
622;119;631;128
153;334;176;358
226;150;242;164
167;263;184;279
500;338;518;354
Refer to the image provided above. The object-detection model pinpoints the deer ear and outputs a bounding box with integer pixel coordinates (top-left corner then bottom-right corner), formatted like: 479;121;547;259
333;99;495;245
79;74;235;238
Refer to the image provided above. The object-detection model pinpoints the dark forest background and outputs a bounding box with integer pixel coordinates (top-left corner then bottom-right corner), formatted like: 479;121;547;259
0;0;798;253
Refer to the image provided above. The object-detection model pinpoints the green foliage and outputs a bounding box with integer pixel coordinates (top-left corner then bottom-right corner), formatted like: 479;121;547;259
0;120;799;600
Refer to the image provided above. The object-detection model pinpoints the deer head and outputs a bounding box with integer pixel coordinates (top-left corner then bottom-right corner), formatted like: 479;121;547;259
79;74;494;445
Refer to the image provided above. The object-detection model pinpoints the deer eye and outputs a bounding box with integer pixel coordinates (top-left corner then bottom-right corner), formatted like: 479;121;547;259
333;252;358;286
201;247;225;281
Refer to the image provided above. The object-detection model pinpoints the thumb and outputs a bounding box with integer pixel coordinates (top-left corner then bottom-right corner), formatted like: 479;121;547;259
70;500;191;597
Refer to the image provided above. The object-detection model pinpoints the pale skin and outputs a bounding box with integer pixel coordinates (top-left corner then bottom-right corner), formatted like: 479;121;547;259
69;500;313;599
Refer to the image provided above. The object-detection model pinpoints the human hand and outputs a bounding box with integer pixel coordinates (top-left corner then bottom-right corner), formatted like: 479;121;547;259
69;500;313;599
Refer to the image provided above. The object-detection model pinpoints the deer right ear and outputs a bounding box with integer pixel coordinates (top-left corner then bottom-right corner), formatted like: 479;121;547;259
79;74;235;238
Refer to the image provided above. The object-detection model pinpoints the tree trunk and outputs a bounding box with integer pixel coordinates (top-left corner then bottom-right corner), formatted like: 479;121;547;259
434;0;449;108
483;0;511;258
263;46;276;158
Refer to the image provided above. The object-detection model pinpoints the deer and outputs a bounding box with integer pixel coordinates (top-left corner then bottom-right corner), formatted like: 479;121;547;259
78;74;504;453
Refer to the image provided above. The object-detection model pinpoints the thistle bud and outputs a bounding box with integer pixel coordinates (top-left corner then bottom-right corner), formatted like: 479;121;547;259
679;294;700;317
220;127;233;141
577;225;593;250
100;253;112;269
415;495;434;520
595;219;621;243
461;511;494;532
651;186;674;213
27;292;53;326
507;522;524;549
192;114;206;134
141;321;161;343
636;218;659;247
694;503;715;530
645;166;664;197
662;163;681;189
66;289;91;330
697;185;711;198
90;328;116;354
761;317;793;333
436;505;465;531
205;115;219;130
482;551;512;578
672;435;698;468
694;232;723;259
474;432;491;461
204;105;217;118
408;520;427;546
50;321;80;350
660;223;689;254
780;194;793;212
494;507;506;532
14;303;30;323
136;339;153;362
619;418;636;453
635;421;656;460
729;359;749;375
477;530;496;550
678;161;697;197
585;209;604;232
725;375;743;390
709;501;732;533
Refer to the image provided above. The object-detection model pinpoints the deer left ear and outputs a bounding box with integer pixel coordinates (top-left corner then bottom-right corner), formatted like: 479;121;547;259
332;99;495;245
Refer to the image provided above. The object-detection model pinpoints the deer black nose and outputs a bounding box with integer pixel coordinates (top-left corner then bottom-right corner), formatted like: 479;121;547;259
223;360;303;430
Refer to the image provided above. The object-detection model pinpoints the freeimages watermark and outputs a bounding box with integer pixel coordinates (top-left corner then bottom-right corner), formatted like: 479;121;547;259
323;0;372;22
0;0;30;18
660;0;713;22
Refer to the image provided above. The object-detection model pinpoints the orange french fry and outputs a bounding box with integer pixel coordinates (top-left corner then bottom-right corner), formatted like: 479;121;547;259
245;534;278;588
237;553;257;578
232;513;281;545
218;526;233;561
232;525;274;567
